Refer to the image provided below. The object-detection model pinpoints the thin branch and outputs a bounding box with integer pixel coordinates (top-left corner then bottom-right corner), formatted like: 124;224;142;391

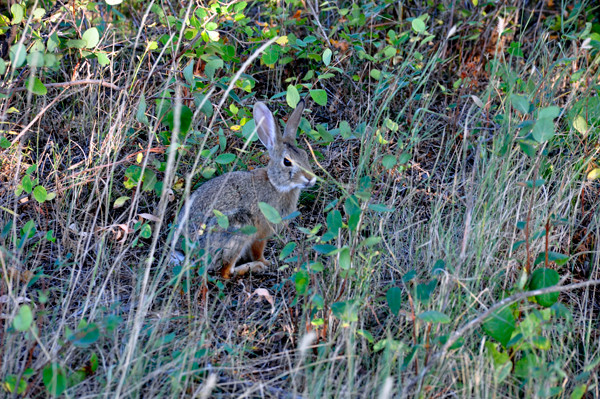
402;278;600;396
1;79;123;94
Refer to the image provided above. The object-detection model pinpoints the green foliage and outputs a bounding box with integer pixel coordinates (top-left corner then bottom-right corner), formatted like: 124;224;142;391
386;287;402;316
43;363;68;397
309;89;327;106
13;305;33;331
482;305;516;348
2;1;598;398
529;268;560;307
258;202;282;224
417;311;451;324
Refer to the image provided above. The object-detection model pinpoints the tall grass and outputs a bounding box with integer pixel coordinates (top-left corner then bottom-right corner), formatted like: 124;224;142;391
1;1;599;398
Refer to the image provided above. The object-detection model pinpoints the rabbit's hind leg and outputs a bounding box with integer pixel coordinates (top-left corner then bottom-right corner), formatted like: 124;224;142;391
218;235;250;279
231;237;271;277
249;239;270;266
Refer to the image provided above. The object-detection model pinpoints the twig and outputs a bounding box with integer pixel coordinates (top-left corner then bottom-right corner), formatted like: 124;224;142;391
6;91;67;147
0;79;123;95
305;0;329;44
401;278;600;396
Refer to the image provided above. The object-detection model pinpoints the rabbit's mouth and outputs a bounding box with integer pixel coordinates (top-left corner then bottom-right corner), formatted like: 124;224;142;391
301;175;317;188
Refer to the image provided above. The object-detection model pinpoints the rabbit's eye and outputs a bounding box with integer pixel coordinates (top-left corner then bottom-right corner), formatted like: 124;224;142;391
283;158;292;167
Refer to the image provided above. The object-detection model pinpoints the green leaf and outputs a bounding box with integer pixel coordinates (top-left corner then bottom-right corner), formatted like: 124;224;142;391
96;52;110;66
69;323;100;347
522;178;545;188
485;341;510;367
571;385;588;399
9;44;27;68
534;251;569;266
137;94;149;126
370;69;381;80
511;94;530;114
411;18;426;33
339;121;352;139
20;220;36;239
142;169;156;192
326;210;343;233
384;46;397;58
213;210;229;229
140;224;152;238
3;374;27;394
183;61;194;86
417;310;451;324
362;236;382;247
310;261;324;272
26;77;47;95
82;27;100;48
322;48;332;66
382;155;396;169
538;106;560;119
294;270;309;295
11;4;24;24
495;361;512;383
13;305;33;331
398;153;411;164
386;287;402;316
368;203;395;212
194;93;214;117
47;33;60;52
532;335;551;350
46;230;56;242
482;305;516;348
529;268;560;307
339;247;351;270
22;175;33;193
27;51;45;68
215;153;236;164
313;244;337;254
261;45;279;65
165;105;193;134
204;57;223;80
572;115;587;134
239;225;257;235
279;242;296;260
532;118;555;143
43;363;68;397
356;329;374;343
286;84;300;109
67;39;87;49
0;59;5;75
258;202;282;224
0;136;11;148
507;42;524;57
33;186;48;203
309;89;328;106
513;353;539;379
331;300;359;323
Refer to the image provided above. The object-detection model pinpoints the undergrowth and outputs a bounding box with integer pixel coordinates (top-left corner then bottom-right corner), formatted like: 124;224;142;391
1;0;600;398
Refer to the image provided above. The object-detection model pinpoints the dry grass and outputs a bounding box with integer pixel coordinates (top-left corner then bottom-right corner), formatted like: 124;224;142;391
1;1;600;398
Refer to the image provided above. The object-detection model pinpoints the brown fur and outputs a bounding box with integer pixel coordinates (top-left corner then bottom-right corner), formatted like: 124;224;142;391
172;100;316;278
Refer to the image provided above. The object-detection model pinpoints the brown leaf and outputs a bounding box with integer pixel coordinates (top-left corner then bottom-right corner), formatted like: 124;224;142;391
138;213;161;222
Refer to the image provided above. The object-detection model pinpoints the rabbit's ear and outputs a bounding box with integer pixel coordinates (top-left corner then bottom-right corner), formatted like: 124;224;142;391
283;99;305;141
254;102;278;151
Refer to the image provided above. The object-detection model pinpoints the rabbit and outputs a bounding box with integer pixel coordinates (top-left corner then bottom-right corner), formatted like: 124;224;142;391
171;99;316;279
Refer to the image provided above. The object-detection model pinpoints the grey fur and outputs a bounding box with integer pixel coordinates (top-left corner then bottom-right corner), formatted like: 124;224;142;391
172;100;316;278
